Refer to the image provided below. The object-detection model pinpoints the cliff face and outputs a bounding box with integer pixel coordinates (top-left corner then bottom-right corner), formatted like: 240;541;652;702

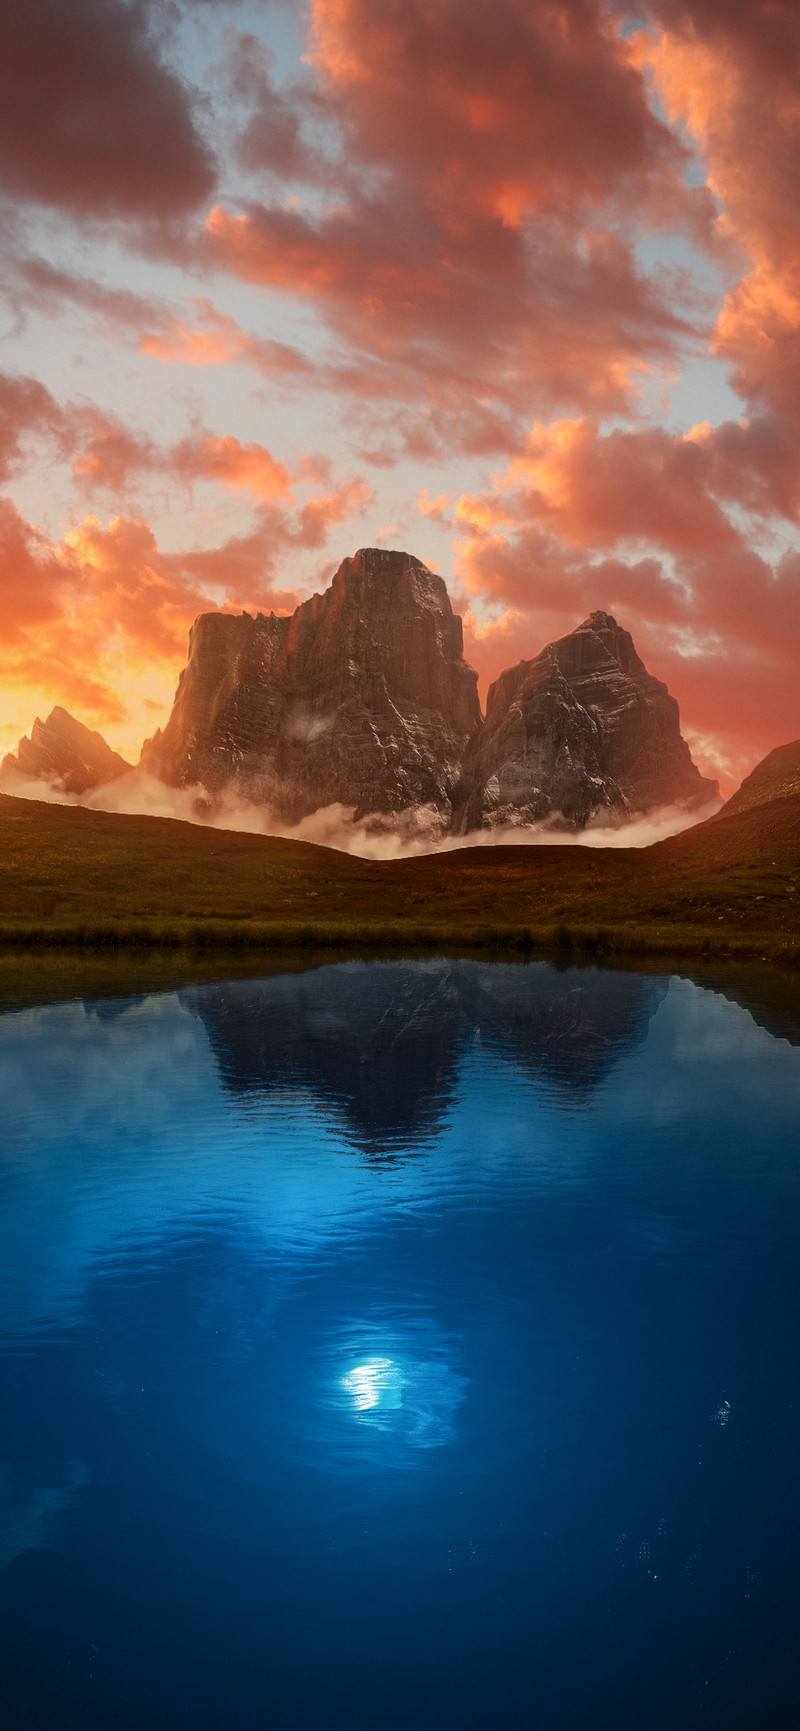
142;555;715;833
451;611;717;831
142;547;481;826
1;708;130;794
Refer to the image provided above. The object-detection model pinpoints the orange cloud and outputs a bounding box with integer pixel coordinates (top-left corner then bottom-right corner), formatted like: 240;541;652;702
0;497;70;639
204;0;708;443
417;491;451;521
451;407;800;787
308;0;692;224
138;298;314;381
643;1;800;428
508;416;740;553
0;471;372;759
173;436;292;501
0;371;66;479
68;414;296;507
139;322;240;368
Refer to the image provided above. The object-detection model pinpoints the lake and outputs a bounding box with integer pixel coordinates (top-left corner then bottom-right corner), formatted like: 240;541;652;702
1;957;799;1730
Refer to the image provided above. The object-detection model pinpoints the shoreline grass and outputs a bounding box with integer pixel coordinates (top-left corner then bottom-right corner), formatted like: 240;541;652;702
1;790;798;973
0;916;797;970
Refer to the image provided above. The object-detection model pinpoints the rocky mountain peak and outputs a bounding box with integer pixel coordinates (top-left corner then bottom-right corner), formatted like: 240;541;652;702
1;708;130;795
141;547;481;828
139;557;718;834
452;610;718;832
3;561;717;838
584;609;619;629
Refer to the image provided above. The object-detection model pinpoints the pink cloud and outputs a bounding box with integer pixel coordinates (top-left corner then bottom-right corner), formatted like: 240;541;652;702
452;405;800;786
204;0;708;441
0;371;65;480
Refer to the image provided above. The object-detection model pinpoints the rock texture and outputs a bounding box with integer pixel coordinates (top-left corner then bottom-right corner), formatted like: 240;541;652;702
142;552;715;833
451;610;717;831
142;547;481;827
1;707;130;794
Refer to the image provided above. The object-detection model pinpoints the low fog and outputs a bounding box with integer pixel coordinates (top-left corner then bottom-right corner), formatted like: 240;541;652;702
0;765;721;856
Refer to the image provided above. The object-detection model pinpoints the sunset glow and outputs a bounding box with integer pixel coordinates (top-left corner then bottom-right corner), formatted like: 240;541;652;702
2;0;799;788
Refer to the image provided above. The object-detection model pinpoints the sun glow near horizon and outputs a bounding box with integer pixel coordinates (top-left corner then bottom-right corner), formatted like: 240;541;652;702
1;1;799;790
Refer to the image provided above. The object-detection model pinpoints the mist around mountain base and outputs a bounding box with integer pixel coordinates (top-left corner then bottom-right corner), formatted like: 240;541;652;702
0;762;722;858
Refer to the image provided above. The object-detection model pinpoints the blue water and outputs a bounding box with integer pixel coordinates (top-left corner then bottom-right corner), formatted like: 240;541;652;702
1;958;800;1730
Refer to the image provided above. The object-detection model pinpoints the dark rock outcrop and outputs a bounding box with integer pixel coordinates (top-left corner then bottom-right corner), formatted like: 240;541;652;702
1;707;130;794
142;547;481;828
451;610;717;831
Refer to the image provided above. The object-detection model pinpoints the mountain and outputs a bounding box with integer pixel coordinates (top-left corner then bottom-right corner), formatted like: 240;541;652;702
183;960;666;1155
663;738;800;869
141;550;713;834
1;776;796;962
452;610;717;831
717;739;800;819
141;547;481;830
1;708;130;795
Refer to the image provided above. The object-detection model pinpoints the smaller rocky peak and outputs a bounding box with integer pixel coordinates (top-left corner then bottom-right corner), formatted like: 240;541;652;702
1;708;131;794
452;608;717;833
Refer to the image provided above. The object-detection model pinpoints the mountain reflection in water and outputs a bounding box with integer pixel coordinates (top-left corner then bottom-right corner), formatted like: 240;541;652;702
182;960;668;1152
1;959;800;1731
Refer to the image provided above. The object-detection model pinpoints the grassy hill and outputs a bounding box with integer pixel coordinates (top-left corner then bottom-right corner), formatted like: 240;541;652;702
1;783;798;965
718;739;800;819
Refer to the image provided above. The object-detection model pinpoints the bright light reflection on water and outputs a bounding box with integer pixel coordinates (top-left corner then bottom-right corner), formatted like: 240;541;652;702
1;960;800;1731
343;1357;404;1412
323;1324;468;1460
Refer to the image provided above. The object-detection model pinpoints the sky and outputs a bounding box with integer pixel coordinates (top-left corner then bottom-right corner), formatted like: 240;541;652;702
0;0;799;792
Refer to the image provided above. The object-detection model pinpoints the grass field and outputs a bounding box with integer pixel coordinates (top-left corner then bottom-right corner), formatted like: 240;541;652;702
1;788;799;967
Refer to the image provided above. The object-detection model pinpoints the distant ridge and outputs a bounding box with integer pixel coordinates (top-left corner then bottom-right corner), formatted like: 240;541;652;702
1;707;130;795
657;737;800;868
718;739;800;819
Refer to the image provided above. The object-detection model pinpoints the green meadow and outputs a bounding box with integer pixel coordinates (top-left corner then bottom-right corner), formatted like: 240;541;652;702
1;790;798;968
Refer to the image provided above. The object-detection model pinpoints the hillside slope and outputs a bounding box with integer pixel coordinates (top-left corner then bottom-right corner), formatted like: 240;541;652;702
719;740;800;819
1;785;797;963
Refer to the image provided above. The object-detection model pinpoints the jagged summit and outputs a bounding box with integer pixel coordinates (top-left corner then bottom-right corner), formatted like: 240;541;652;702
1;707;130;795
451;609;717;832
139;555;716;833
0;553;715;836
141;547;481;828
